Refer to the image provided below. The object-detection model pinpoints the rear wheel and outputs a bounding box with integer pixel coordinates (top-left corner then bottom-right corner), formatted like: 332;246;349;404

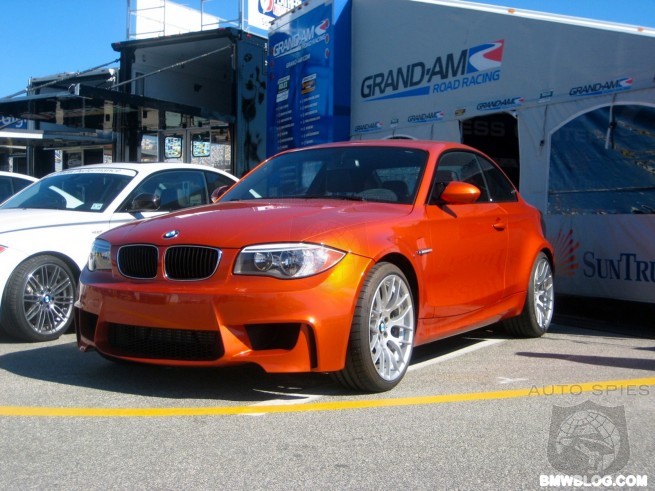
1;255;77;342
334;263;415;392
503;252;554;338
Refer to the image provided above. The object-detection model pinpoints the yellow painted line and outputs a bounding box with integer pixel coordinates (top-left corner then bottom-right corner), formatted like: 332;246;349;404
1;377;654;418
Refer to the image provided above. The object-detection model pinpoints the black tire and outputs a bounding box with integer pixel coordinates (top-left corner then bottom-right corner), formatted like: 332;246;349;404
1;255;77;342
333;263;415;392
503;252;554;338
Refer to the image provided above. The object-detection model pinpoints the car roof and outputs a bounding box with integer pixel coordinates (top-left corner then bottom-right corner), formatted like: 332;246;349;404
0;170;38;181
43;162;237;180
278;139;472;155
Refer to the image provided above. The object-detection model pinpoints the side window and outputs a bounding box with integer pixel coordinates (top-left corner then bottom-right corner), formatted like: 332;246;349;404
476;156;518;202
0;177;12;202
205;171;235;196
430;151;491;203
13;177;34;194
126;170;208;212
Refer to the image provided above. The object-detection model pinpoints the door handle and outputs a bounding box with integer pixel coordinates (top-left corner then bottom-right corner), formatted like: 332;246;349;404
492;219;506;231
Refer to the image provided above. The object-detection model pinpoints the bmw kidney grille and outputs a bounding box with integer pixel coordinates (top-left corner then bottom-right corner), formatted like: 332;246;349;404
117;244;221;280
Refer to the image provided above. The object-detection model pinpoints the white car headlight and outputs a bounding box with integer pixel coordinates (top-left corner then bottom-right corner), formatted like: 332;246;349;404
234;243;345;279
88;239;112;272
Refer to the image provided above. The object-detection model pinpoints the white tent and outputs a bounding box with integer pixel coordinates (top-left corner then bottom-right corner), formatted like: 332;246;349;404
349;0;655;302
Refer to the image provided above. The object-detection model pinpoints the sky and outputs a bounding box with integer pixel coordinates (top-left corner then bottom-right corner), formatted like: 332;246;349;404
0;0;654;98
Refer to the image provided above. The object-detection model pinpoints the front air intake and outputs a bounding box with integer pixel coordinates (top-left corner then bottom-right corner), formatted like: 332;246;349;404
108;324;223;361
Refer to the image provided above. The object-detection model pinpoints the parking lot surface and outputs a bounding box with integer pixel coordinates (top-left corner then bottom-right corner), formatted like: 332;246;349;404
1;304;653;490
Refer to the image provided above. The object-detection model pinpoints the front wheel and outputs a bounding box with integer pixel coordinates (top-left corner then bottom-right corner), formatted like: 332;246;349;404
333;263;415;392
503;252;554;338
1;255;77;342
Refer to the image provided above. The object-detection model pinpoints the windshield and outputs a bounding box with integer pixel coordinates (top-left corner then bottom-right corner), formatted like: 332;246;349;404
0;169;135;212
223;146;428;204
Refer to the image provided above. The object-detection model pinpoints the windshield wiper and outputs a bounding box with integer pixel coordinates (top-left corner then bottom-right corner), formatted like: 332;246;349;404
300;194;366;201
227;194;368;202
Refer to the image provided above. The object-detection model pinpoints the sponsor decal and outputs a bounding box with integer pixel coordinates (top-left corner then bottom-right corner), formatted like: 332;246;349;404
0;116;27;129
539;89;554;103
553;228;580;278
259;0;302;19
555;228;654;282
360;40;504;101
476;96;523;111
271;18;330;58
407;111;444;123
569;77;633;97
354;121;383;133
583;251;655;282
276;75;290;103
301;73;317;94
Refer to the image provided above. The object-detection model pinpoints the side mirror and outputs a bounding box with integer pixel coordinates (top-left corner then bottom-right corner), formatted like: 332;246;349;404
436;181;481;205
128;192;161;212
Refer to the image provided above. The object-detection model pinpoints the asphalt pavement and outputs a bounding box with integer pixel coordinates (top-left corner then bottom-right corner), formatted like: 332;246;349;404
0;298;653;490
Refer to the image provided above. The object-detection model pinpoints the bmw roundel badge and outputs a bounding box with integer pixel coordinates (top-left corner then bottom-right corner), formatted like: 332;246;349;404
163;230;179;239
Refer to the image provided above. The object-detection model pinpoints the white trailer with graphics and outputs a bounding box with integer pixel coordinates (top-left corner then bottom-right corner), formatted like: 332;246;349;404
268;0;655;303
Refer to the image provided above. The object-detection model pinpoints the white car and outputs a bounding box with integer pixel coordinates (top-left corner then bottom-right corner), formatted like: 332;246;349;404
0;162;237;342
0;171;38;203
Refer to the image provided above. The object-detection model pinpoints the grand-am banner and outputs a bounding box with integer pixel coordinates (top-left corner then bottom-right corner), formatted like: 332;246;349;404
349;0;655;138
267;0;351;155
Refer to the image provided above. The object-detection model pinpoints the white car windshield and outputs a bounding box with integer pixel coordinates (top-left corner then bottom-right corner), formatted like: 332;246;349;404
0;170;135;212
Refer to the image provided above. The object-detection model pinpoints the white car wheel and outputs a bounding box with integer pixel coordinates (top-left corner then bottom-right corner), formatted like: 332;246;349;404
2;255;77;342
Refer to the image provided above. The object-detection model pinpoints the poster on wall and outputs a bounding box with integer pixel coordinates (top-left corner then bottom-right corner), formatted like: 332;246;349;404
548;214;655;303
267;0;347;155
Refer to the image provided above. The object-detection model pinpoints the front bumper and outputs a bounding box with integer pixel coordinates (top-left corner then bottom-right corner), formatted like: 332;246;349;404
75;252;371;373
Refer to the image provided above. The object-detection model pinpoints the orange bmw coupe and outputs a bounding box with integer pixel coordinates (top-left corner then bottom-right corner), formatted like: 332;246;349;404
75;140;554;392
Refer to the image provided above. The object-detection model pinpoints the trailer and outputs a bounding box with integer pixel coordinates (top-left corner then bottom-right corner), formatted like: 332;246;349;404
268;0;655;303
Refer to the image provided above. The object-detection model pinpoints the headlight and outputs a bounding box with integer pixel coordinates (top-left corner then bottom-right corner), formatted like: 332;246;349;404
234;243;345;279
88;239;112;272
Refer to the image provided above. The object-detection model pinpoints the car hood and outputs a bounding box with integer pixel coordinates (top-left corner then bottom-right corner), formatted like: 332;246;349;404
101;200;414;253
0;208;107;234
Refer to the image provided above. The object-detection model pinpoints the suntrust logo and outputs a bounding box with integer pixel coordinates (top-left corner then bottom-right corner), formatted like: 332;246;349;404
583;251;655;282
361;40;504;101
553;228;580;278
554;228;654;282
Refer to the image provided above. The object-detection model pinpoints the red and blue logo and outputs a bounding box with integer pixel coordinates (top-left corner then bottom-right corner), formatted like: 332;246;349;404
467;40;504;74
315;19;330;36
